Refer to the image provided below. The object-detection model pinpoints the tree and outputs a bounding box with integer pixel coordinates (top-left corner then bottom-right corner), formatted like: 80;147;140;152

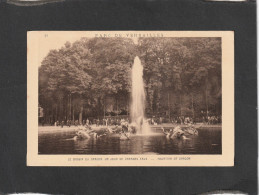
39;37;222;124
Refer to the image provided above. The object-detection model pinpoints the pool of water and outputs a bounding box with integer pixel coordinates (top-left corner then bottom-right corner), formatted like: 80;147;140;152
38;127;221;154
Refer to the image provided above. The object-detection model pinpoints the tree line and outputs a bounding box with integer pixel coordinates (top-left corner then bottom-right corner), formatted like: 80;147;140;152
39;37;221;124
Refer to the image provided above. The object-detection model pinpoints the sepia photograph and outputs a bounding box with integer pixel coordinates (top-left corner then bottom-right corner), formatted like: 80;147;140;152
1;0;255;192
27;31;234;166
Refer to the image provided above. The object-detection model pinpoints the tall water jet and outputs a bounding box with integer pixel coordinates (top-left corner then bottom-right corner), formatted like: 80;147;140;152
131;56;150;134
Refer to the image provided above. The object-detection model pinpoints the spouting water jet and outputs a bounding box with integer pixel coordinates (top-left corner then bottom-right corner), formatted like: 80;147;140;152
130;56;151;134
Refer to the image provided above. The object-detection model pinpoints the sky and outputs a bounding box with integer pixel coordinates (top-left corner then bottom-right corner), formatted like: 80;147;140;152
38;35;81;67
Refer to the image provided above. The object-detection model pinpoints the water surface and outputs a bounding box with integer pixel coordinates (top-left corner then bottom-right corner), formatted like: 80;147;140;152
38;127;221;154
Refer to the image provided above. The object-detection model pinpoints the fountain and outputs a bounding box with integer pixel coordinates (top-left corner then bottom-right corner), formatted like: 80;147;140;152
130;56;151;134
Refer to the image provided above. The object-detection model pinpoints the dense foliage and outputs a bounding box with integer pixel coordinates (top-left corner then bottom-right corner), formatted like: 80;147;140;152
39;37;221;123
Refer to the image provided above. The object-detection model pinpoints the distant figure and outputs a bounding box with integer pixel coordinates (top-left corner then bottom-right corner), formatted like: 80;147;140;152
67;120;71;127
41;118;45;126
202;116;206;124
110;119;114;125
151;118;154;125
107;118;111;126
61;120;64;128
159;117;163;125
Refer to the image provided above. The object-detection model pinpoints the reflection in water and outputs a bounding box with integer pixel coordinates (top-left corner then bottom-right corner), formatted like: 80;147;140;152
38;128;222;154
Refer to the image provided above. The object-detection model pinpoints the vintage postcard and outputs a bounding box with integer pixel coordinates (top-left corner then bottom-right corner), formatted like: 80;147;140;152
27;31;234;166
